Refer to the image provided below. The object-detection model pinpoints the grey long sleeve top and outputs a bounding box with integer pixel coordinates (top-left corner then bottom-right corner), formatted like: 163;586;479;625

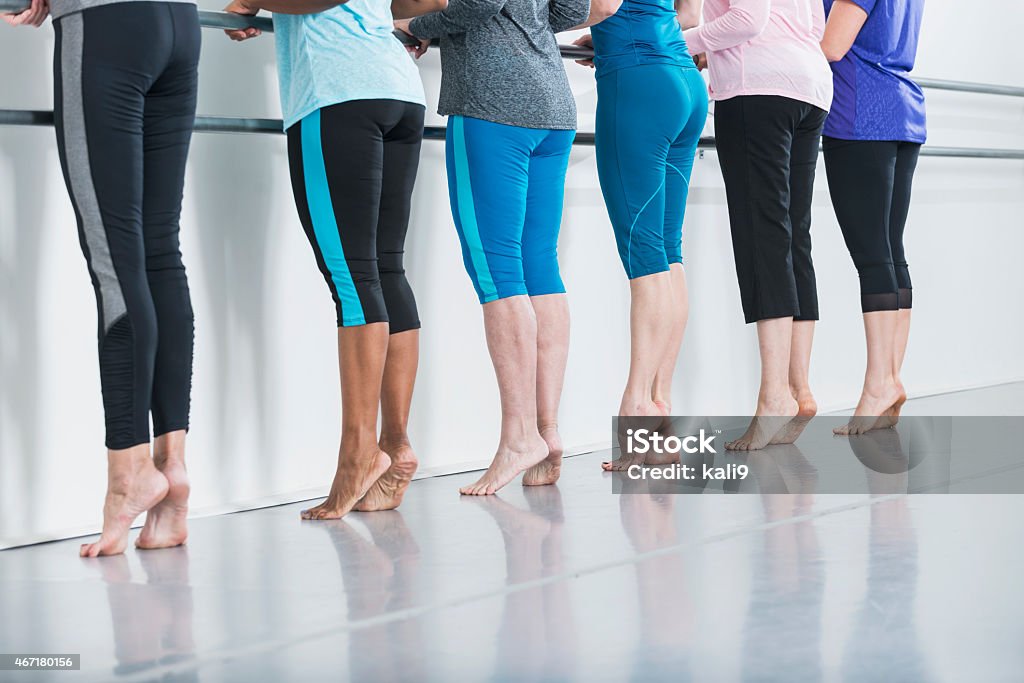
409;0;590;130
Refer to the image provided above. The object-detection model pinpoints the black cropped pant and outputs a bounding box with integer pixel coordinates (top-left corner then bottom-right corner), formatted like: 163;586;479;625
823;137;921;312
286;99;424;333
54;3;200;449
715;95;828;324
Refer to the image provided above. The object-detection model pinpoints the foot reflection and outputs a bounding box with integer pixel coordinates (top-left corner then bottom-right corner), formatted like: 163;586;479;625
742;446;824;682
465;487;577;680
87;547;197;680
842;429;930;681
619;492;696;679
319;511;423;681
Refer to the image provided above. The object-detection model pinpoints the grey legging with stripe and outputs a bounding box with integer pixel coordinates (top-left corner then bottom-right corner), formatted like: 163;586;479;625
53;1;199;449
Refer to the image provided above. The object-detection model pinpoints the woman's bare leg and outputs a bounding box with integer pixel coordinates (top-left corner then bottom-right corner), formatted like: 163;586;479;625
80;444;168;557
652;263;689;413
524;293;569;486
461;296;548;495
137;429;189;549
727;317;800;451
770;321;817;445
836;311;906;435
302;324;392;519
357;329;420;511
604;271;677;471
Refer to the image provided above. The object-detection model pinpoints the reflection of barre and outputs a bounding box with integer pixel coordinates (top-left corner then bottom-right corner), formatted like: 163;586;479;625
3;1;1024;98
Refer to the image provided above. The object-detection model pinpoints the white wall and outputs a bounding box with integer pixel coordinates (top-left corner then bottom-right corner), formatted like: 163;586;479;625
2;1;1022;547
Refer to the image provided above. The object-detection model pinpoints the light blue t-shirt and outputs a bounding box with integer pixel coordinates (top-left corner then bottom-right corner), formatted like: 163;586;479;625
273;1;426;130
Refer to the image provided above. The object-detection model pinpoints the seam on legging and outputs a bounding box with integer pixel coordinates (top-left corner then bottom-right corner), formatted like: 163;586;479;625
665;161;686;264
626;182;666;278
607;70;634;277
737;98;765;320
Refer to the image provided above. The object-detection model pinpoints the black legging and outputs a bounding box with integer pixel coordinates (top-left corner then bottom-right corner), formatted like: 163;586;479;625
715;95;828;324
286;99;424;333
54;3;200;450
823;138;921;312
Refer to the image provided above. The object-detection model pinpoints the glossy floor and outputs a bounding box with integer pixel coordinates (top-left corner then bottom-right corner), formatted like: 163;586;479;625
2;384;1023;682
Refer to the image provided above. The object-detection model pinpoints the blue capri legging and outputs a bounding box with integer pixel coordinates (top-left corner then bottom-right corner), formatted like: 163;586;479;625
596;64;708;279
446;115;575;303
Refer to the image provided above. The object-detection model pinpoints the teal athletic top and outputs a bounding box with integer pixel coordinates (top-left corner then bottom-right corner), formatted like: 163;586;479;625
590;0;696;77
273;0;426;130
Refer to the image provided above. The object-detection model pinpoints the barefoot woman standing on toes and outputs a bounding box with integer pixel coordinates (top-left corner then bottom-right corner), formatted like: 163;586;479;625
683;0;833;451
395;0;595;495
225;0;443;519
568;0;708;471
820;0;926;435
4;0;200;555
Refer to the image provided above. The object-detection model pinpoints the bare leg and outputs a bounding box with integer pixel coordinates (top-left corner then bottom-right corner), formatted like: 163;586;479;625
835;311;906;435
137;429;190;549
652;263;689;413
727;317;800;451
879;307;912;427
770;321;817;445
524;293;569;486
604;271;677;471
302;324;392;519
357;329;420;511
461;296;548;496
80;445;169;557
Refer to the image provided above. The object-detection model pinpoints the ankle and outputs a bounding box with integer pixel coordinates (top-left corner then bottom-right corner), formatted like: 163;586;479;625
758;384;793;402
862;375;897;395
379;431;412;450
340;430;381;452
537;420;559;436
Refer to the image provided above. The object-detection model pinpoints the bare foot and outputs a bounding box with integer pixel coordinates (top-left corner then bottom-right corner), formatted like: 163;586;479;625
874;381;907;430
727;393;799;451
834;381;906;436
137;457;190;550
523;426;563;486
302;449;391;520
355;440;419;512
81;461;169;558
460;434;549;496
603;400;674;471
769;392;818;445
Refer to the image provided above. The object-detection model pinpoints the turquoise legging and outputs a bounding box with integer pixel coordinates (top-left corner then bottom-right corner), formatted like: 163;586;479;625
595;64;708;279
446;116;575;303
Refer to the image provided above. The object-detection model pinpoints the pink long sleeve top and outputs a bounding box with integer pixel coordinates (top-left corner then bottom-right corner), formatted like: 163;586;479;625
683;0;833;111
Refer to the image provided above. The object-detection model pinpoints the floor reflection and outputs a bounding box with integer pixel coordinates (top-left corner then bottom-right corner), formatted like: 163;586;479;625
742;446;824;683
842;431;930;682
88;547;197;681
320;512;424;682
466;488;578;681
618;492;696;681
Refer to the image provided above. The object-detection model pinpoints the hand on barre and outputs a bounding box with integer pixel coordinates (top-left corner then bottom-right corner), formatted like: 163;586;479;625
394;19;430;59
223;0;262;41
572;34;595;68
2;0;48;27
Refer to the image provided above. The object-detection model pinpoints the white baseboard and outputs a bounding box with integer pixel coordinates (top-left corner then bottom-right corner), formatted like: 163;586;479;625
4;378;1022;550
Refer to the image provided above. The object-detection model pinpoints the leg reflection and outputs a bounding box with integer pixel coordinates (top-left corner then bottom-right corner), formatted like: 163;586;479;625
320;512;423;681
465;487;577;680
842;430;929;681
88;547;196;680
618;492;695;679
742;446;823;682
